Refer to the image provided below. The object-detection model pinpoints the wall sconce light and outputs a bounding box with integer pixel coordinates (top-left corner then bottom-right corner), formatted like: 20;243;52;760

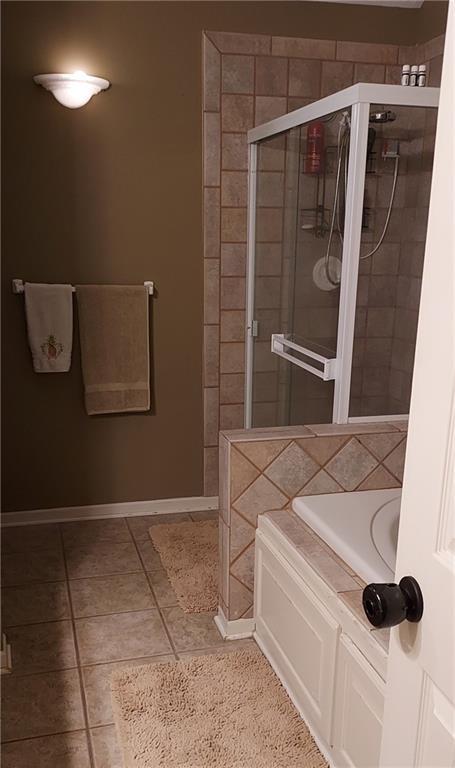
33;70;110;109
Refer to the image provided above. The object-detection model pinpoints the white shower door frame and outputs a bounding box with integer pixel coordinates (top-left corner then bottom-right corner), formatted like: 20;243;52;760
244;83;440;428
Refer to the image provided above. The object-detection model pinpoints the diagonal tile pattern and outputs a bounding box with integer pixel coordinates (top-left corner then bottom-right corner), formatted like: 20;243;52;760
358;432;404;461
264;442;319;496
230;447;260;501
230;542;255;590
296;435;348;466
358;465;400;490
221;424;407;620
383;439;407;482
325;438;378;490
236;438;290;470
299;469;343;496
229;509;256;561
233;474;288;525
229;575;254;620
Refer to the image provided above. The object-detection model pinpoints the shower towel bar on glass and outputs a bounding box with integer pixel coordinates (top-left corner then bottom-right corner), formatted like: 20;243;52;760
11;279;155;295
271;333;338;381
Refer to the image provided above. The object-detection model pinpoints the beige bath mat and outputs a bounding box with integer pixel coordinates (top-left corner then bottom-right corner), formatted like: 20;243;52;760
149;520;218;612
111;647;327;768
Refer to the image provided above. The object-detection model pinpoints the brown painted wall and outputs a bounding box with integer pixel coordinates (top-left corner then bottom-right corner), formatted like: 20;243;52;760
1;1;446;512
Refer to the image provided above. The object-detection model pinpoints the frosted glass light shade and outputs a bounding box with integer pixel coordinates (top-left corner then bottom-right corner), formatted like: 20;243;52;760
33;71;110;109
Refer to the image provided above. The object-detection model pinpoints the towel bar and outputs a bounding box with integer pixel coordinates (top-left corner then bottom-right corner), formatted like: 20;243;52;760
12;279;155;295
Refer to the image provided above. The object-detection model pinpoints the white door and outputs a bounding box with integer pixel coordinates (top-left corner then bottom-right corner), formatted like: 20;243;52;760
380;5;455;767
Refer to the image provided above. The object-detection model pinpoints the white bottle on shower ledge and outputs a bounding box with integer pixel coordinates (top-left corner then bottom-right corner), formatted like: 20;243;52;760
410;65;419;86
401;64;410;86
418;64;427;87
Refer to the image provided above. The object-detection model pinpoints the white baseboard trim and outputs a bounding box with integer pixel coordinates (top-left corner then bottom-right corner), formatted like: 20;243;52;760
214;607;255;640
1;496;219;527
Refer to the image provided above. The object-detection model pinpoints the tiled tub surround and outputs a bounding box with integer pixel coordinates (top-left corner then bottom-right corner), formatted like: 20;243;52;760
202;29;444;494
261;508;389;656
218;421;407;622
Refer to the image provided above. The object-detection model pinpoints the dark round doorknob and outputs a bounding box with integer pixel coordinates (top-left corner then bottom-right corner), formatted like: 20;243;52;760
362;576;424;629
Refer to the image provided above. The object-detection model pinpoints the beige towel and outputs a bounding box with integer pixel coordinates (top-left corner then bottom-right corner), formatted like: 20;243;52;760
76;285;150;415
24;283;73;372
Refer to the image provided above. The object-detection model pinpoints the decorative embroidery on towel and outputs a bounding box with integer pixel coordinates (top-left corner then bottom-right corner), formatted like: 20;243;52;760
41;334;64;360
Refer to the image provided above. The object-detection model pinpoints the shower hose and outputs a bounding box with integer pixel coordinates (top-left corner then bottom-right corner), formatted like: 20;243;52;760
324;117;400;288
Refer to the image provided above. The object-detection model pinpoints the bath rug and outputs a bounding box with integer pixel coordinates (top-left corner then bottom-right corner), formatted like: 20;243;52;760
111;646;327;768
149;520;218;613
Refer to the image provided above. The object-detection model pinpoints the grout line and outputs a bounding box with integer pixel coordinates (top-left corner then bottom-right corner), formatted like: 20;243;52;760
1;576;67;586
81;651;174;671
229;538;256;569
125;519;178;661
1;727;90;746
229;505;261;532
65;568;144;581
229;439;293;503
5;663;80;680
229;572;254;597
70;606;163;623
240;603;254;619
66;566;164;582
58;524;96;768
4;616;74;630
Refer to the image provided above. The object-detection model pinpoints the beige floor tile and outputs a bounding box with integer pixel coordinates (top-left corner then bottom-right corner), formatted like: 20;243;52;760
1;731;91;768
65;540;142;579
1;668;85;741
161;607;223;652
189;510;219;521
82;655;174;726
177;638;255;659
146;569;179;607
1;549;66;586
70;572;154;618
1;524;62;553
7;620;77;676
75;609;172;665
127;513;191;541
90;725;123;768
136;539;163;571
61;518;132;548
2;581;70;626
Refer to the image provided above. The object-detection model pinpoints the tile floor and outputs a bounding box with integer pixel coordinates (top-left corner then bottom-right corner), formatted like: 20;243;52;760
1;510;251;767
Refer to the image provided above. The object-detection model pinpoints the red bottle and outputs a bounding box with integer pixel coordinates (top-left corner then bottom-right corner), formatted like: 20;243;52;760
305;121;324;174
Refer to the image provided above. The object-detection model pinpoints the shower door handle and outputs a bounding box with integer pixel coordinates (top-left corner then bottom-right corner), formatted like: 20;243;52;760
270;334;338;381
362;576;424;629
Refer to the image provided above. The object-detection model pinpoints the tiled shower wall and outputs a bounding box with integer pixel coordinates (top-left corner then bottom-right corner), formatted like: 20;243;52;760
203;30;444;495
218;421;407;621
351;35;444;417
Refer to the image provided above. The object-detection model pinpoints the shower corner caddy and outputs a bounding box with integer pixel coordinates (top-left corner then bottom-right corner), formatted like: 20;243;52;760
271;334;338;381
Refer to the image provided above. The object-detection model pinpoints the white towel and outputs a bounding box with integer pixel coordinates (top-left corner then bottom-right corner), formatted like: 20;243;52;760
24;283;73;372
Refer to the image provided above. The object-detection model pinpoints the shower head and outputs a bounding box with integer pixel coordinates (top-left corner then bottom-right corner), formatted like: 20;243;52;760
369;110;396;124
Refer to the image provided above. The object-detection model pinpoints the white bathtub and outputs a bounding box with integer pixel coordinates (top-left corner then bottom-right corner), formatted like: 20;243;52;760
292;488;401;585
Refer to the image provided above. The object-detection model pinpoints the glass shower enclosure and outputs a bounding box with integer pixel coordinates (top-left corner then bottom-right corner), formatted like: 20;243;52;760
245;83;439;428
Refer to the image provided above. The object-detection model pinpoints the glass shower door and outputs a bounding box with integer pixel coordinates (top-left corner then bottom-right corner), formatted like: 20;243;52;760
245;86;439;430
248;111;348;428
248;128;299;428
